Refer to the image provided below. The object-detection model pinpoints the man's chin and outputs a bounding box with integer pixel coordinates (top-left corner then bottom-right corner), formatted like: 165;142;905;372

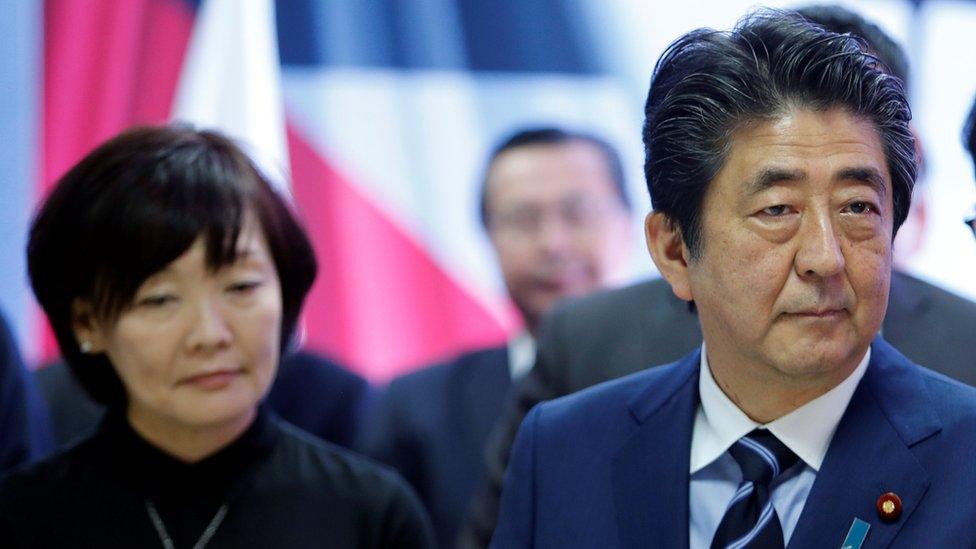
768;339;867;381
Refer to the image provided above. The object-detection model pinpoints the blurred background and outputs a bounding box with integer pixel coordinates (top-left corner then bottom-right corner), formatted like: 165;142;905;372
2;0;975;381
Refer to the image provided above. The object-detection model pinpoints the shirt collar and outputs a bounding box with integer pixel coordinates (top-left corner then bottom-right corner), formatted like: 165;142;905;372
507;330;536;381
690;342;870;474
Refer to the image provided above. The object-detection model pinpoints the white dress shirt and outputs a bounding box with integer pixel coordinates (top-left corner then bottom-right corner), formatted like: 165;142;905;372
506;330;536;381
688;343;870;548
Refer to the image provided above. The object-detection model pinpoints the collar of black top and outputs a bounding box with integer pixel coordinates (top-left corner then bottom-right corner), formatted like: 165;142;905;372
96;403;280;502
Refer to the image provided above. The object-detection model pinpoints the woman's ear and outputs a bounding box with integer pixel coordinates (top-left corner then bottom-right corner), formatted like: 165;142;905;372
71;299;106;354
644;212;694;302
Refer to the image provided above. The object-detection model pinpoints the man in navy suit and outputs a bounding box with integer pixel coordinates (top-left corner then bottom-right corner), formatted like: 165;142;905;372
359;127;633;548
493;11;976;548
462;8;976;546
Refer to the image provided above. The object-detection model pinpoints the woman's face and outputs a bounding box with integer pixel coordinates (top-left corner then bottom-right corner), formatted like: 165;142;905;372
80;221;282;434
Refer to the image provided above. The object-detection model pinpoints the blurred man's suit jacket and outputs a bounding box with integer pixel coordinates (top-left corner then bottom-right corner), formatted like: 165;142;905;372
0;312;52;472
359;346;511;549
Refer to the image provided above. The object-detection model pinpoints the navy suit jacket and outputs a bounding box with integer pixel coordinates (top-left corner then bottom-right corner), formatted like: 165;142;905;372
359;346;511;549
492;339;976;548
462;273;976;549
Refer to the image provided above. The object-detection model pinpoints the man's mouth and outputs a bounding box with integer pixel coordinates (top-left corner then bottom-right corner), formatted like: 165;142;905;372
789;308;846;318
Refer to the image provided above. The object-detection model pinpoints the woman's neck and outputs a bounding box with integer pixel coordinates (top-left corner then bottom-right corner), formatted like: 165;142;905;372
126;406;257;463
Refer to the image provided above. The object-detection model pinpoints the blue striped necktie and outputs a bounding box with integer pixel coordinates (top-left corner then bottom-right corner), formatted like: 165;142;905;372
710;429;800;549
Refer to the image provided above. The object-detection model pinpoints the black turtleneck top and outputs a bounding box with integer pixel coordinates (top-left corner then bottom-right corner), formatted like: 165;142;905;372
0;407;435;548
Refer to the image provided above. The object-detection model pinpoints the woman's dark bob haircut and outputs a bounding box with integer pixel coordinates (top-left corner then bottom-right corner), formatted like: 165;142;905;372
28;125;317;408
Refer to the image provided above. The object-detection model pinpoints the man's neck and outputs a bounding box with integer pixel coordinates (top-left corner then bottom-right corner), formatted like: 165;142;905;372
704;348;864;424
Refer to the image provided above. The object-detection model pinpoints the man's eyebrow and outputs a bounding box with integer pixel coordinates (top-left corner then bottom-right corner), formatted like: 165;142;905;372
745;167;806;196
836;166;888;198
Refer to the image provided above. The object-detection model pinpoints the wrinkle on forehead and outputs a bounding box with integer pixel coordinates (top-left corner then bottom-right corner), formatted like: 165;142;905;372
725;108;890;194
743;166;888;199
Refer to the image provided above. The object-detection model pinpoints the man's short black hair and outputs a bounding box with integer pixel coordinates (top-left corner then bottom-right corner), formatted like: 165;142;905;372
643;9;916;258
28;125;318;408
797;4;909;86
965;93;976;178
479;127;631;228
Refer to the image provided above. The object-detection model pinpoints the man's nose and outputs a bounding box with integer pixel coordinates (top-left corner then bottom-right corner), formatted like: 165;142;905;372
794;211;845;279
535;212;575;255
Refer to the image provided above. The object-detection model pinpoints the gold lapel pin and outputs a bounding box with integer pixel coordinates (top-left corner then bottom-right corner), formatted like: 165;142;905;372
876;492;902;522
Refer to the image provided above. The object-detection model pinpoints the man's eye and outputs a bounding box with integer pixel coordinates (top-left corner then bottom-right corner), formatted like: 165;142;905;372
761;205;790;216
845;201;875;214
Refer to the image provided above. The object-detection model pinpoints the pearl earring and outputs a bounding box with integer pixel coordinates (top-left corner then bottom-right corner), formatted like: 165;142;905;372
80;341;92;353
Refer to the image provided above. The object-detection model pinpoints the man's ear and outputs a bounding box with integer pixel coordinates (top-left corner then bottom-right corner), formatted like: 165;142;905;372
71;299;106;354
645;212;694;302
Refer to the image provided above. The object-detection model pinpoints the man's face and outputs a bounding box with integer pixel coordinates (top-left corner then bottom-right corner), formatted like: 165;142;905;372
687;108;893;387
486;140;630;331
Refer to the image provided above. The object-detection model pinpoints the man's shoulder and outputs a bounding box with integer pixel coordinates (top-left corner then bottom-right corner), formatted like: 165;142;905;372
913;361;976;422
870;339;976;434
533;352;699;435
891;271;976;312
388;345;508;396
536;278;702;388
373;346;511;430
274;350;368;394
550;277;681;323
884;273;976;385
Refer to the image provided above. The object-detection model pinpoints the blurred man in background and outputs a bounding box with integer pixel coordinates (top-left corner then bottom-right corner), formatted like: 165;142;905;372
460;6;976;547
358;127;632;548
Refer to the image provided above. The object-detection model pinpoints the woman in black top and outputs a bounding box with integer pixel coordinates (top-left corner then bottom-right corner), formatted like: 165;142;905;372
0;126;435;548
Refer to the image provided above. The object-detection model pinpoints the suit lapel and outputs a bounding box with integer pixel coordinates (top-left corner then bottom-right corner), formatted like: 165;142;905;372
788;339;939;549
612;351;700;549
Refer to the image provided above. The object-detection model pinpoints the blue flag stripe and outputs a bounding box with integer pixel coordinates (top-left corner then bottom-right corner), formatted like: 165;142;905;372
276;0;602;74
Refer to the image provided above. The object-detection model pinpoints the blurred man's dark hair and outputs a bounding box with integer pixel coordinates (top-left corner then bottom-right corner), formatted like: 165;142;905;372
797;4;910;86
479;127;631;228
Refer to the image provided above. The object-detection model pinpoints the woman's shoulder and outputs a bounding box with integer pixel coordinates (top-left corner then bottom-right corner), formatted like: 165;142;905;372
271;418;412;498
265;419;436;547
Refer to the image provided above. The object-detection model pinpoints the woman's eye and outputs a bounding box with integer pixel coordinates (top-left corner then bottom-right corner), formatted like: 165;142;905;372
227;281;261;294
137;295;176;308
761;205;790;216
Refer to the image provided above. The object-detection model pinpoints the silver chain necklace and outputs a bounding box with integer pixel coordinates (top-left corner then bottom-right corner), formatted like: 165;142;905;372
145;500;229;549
